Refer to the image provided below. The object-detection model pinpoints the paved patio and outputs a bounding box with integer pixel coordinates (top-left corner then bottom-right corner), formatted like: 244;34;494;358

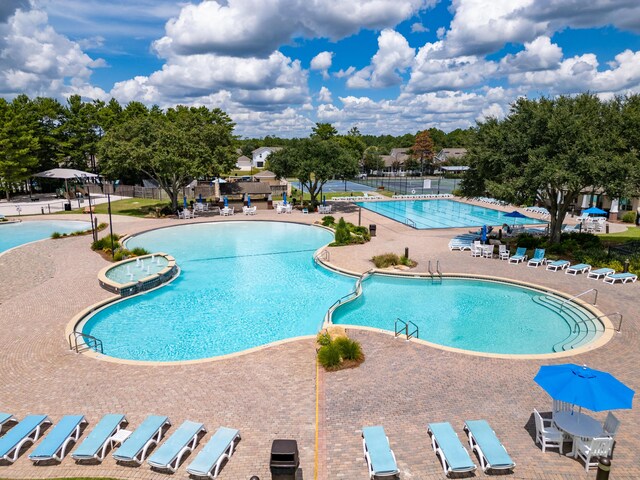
0;203;638;479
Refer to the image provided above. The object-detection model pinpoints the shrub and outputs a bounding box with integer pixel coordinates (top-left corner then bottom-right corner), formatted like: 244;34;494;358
349;225;371;241
322;215;335;227
334;217;351;244
51;232;62;239
622;211;637;223
334;337;364;361
130;247;150;256
113;250;127;262
316;331;332;346
92;234;121;251
372;253;400;268
317;343;341;368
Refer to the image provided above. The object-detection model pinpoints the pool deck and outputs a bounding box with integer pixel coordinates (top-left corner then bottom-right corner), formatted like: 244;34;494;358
0;205;638;479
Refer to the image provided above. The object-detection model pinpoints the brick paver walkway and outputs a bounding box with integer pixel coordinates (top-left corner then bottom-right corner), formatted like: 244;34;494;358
0;203;638;479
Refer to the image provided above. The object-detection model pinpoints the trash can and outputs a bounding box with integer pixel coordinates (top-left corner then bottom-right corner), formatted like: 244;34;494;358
64;202;72;211
270;439;299;479
369;224;377;237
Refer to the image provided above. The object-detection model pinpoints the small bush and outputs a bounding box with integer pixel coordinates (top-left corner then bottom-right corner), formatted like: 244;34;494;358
622;211;637;223
334;217;351;244
317;343;342;368
322;215;335;226
92;234;121;251
372;253;400;268
316;331;332;346
334;337;364;361
130;247;150;256
51;231;62;239
113;250;127;262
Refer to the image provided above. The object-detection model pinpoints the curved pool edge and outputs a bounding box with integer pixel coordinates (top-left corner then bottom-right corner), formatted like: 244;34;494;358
0;219;94;259
317;262;616;360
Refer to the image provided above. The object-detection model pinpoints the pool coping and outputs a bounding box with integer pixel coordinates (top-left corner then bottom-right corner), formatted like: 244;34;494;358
66;220;338;366
314;258;615;360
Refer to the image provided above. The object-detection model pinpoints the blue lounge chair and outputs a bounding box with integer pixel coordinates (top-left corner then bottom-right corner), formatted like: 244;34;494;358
186;426;240;479
587;268;615;280
148;420;206;472
0;413;16;430
463;420;515;472
72;414;127;462
361;426;399;479
29;415;86;463
603;272;638;284
428;422;476;476
527;248;546;267
113;415;170;464
0;414;51;463
566;263;591;275
508;247;527;264
546;259;570;271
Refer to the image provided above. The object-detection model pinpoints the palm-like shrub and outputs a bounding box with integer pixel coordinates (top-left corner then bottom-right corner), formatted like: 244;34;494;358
334;337;364;361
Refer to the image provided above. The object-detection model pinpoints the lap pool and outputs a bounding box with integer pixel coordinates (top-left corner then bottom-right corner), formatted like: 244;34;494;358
0;220;91;254
79;221;604;362
356;199;548;229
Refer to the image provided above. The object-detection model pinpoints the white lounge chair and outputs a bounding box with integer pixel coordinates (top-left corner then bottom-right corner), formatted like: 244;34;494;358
546;260;570;271
602;412;620;438
575;437;614;471
186;426;240;479
361;426;399;479
428;422;476;476
603;272;637;284
29;415;87;463
0;413;16;430
587;268;615;280
0;414;51;463
72;414;128;462
463;420;515;472
566;263;591;275
148;420;206;472
533;409;563;453
113;415;170;464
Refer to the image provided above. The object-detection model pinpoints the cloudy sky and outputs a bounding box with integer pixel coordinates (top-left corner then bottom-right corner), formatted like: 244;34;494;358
2;1;640;138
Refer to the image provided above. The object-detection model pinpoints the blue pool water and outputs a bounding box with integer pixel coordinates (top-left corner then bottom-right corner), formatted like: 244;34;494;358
0;220;91;253
106;255;169;284
356;200;548;229
82;222;355;361
332;276;599;354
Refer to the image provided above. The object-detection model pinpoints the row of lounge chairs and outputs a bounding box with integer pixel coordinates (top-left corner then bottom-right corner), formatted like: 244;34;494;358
363;420;515;478
391;194;454;200
0;413;239;478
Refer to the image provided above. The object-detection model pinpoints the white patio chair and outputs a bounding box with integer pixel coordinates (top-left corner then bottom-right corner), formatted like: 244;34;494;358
533;409;564;453
575;437;613;471
552;400;573;442
482;244;494;259
498;244;509;260
471;241;482;258
602;412;620;438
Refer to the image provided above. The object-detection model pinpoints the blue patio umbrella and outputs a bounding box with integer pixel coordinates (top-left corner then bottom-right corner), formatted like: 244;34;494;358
534;364;635;412
504;210;528;227
481;225;487;243
582;206;607;216
198;193;203;203
247;194;251;207
183;196;187;209
223;196;228;207
283;192;287;206
323;195;326;206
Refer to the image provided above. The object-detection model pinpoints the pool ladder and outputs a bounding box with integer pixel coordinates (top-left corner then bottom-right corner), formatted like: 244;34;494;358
395;318;419;340
428;260;442;283
68;331;104;354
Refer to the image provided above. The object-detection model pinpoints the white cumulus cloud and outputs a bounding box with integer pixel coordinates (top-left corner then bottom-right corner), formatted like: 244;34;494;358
310;51;333;79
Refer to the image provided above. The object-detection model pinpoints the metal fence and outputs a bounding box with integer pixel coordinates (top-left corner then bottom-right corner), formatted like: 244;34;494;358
350;176;461;195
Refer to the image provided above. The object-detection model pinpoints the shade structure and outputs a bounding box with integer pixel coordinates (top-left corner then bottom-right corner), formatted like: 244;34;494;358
33;168;98;180
534;364;635;412
582;206;607;216
503;210;527;219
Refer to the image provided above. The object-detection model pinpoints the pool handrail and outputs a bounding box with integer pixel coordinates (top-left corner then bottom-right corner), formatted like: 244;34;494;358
559;288;597;311
68;331;103;354
324;269;374;325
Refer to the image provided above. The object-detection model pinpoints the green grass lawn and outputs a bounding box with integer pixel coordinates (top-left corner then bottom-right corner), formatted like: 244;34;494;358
599;226;640;244
56;198;170;217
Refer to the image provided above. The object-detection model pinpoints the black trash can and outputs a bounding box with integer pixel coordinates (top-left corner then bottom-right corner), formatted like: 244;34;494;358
369;224;377;237
270;439;299;480
64;202;72;211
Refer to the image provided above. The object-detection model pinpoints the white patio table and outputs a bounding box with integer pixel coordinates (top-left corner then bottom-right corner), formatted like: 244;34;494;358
554;411;604;457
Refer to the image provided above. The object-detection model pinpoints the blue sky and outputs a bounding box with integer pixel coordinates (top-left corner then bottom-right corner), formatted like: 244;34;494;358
1;0;640;138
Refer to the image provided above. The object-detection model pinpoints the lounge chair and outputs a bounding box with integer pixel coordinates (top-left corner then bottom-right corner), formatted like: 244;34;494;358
603;272;638;284
508;247;527;264
148;420;206;472
72;414;128;462
546;260;570;271
0;413;16;430
587;268;615;280
186;426;240;479
527;248;546;267
361;426;399;479
427;422;476;477
463;420;515;472
113;415;170;464
0;414;51;463
566;263;591;275
29;415;87;463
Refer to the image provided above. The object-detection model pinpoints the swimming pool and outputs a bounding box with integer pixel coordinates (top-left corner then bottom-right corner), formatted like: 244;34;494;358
356;199;548;229
81;222;355;361
331;275;603;355
0;220;91;253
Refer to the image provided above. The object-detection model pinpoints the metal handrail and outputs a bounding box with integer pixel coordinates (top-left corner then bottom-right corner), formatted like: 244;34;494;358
395;318;408;338
405;218;416;228
560;288;597;311
595;312;624;332
436;260;443;279
324;270;373;324
68;331;103;354
315;249;330;262
407;320;419;340
428;260;434;279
